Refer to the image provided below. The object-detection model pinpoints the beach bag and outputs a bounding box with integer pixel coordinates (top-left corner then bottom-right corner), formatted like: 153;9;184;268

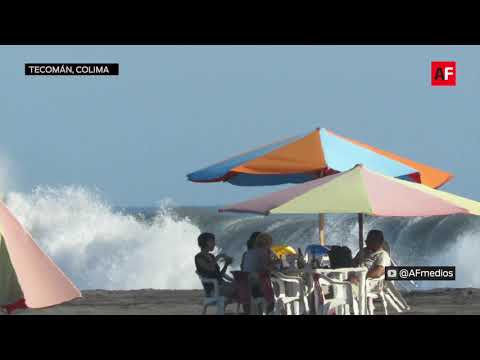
328;246;353;269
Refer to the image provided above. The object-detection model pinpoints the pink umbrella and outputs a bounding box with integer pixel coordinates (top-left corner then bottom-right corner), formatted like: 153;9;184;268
0;200;81;313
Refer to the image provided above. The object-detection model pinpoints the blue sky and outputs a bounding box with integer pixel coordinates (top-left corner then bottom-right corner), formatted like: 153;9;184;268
0;46;479;207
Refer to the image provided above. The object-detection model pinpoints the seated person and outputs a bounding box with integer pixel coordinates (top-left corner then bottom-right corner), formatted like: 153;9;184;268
194;232;236;299
240;232;260;271
243;232;277;314
242;232;279;273
349;229;391;293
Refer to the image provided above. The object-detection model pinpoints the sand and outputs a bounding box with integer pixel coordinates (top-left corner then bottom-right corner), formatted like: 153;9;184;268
7;288;480;315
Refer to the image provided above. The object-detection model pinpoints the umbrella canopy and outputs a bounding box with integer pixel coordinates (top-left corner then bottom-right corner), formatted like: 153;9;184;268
187;128;452;189
219;164;480;217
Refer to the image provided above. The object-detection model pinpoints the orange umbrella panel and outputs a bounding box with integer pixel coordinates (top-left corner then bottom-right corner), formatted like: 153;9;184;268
187;128;452;188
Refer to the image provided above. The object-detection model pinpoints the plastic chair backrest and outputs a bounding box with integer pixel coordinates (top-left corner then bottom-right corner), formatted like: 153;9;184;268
367;275;385;294
196;271;216;297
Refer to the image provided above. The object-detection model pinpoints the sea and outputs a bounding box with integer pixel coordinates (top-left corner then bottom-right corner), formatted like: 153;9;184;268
3;185;480;291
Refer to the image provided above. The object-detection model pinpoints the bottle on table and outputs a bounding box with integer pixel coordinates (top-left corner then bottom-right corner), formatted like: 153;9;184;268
297;248;305;269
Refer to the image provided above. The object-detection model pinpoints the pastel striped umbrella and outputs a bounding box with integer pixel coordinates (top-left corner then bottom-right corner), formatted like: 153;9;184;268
187;128;452;189
220;165;480;249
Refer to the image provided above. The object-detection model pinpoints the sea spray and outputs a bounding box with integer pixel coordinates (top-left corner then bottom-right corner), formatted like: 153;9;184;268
5;186;202;290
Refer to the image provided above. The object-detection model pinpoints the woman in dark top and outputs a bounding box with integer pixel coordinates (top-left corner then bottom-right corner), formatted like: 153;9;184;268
194;232;235;298
240;231;260;271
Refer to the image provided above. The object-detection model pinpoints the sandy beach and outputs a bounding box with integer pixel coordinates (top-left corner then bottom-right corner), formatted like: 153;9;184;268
8;288;480;315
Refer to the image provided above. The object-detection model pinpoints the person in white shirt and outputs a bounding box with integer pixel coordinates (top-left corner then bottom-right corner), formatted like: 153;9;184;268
349;229;391;297
352;229;391;279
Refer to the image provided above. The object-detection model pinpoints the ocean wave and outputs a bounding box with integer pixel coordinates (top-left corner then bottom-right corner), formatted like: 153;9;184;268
3;186;480;290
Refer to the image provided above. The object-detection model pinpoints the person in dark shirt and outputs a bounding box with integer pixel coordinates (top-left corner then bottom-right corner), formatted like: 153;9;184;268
194;232;236;298
240;231;260;271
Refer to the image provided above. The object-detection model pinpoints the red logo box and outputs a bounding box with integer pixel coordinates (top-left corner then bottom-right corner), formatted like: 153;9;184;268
431;61;456;86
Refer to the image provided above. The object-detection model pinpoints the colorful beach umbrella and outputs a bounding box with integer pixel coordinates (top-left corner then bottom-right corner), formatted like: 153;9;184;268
187;128;452;189
219;165;479;249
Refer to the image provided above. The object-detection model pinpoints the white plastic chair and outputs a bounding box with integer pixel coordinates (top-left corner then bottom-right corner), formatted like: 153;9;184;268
270;271;309;315
376;246;411;313
366;276;410;315
307;267;368;315
384;281;410;312
314;273;359;315
196;273;238;315
366;276;387;315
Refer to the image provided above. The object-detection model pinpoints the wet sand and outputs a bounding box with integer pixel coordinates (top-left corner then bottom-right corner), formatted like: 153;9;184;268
9;288;480;315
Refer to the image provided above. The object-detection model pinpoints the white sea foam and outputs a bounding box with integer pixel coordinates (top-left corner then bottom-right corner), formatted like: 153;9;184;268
5;186;202;290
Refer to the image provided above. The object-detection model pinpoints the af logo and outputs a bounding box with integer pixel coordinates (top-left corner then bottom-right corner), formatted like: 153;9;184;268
431;61;456;86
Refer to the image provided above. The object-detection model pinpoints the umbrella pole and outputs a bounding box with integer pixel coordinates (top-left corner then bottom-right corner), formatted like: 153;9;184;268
358;213;364;251
319;214;325;245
